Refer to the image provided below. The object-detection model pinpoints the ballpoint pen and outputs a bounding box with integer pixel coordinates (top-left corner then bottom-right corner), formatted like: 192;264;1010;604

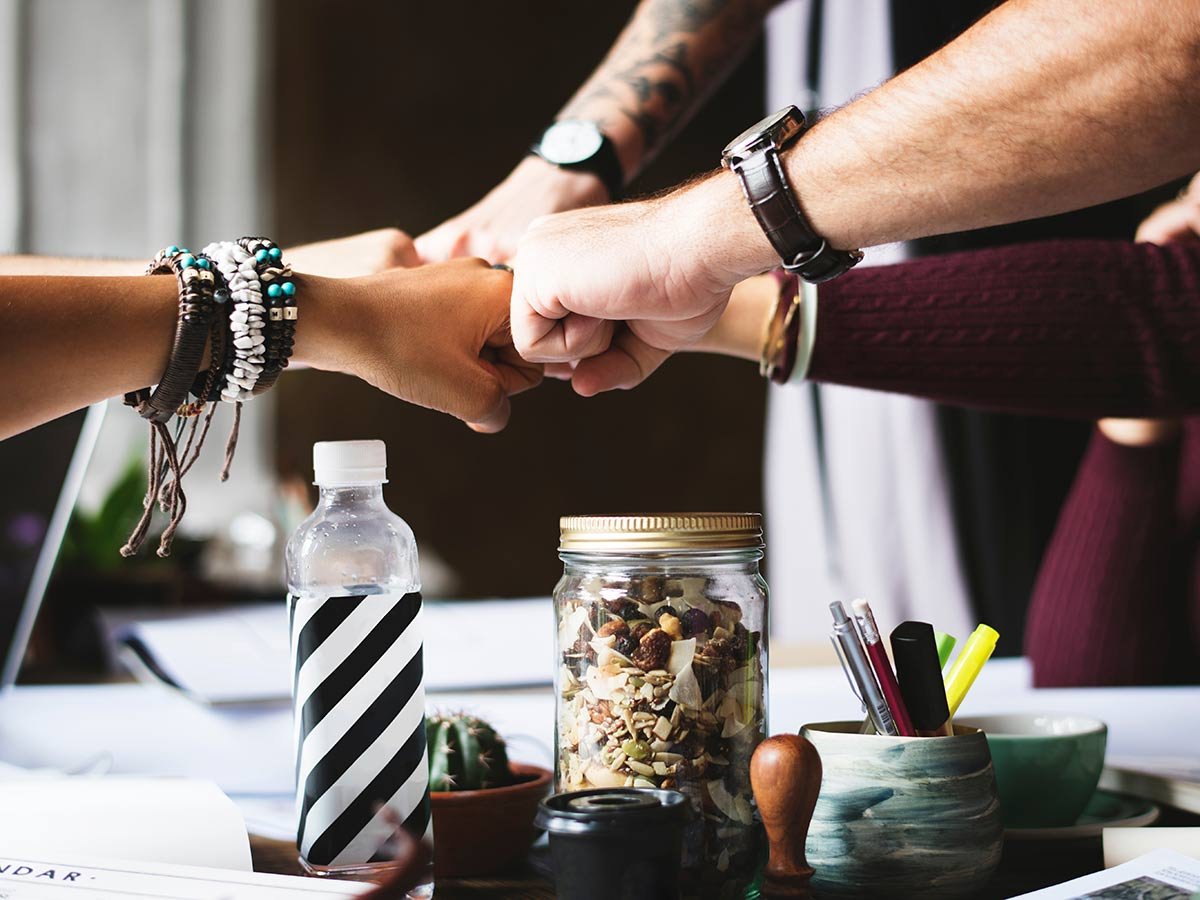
935;631;958;670
850;598;915;737
830;601;898;736
944;624;1000;718
890;621;953;737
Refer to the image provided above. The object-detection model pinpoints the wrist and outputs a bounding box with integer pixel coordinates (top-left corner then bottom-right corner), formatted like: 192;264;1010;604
292;273;351;373
691;274;776;361
670;170;779;289
517;151;613;207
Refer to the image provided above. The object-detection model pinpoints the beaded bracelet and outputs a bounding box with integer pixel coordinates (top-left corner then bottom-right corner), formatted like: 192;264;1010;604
203;239;267;401
236;236;297;396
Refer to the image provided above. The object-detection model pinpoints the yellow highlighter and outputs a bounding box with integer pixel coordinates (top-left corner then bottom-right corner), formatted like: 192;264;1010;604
944;624;999;717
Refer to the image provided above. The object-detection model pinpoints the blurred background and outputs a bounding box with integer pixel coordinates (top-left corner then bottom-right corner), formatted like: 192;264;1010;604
0;0;768;674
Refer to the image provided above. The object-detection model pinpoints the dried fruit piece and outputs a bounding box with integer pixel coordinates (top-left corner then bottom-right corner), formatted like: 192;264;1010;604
680;608;712;638
632;627;672;671
597;618;630;638
630;621;654;642
698;637;736;673
614;634;638;658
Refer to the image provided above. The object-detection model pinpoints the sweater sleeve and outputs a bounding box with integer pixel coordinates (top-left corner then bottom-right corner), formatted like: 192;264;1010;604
808;238;1200;419
1024;428;1182;686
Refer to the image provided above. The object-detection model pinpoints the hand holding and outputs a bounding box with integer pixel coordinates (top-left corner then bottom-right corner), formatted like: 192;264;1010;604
296;260;541;432
415;157;610;264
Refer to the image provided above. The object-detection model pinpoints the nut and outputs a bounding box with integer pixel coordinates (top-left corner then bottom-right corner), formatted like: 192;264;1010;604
597;619;629;638
632;627;671;671
659;613;683;640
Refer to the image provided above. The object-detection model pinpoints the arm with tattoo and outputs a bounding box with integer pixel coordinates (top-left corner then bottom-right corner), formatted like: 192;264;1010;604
558;0;776;177
415;0;776;262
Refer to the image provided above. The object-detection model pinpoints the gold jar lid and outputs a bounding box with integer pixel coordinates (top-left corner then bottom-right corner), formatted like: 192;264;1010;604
559;513;763;553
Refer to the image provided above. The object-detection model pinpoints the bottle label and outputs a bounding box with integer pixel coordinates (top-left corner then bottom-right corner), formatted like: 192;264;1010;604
288;591;430;868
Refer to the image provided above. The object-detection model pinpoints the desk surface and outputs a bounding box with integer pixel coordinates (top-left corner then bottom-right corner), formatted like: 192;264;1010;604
249;805;1200;899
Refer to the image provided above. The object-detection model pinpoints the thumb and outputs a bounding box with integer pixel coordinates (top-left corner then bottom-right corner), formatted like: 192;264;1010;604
571;329;672;396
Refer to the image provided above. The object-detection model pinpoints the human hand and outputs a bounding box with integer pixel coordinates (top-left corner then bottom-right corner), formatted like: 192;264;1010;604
414;156;610;264
511;173;773;396
296;260;541;432
285;228;420;278
1136;173;1200;244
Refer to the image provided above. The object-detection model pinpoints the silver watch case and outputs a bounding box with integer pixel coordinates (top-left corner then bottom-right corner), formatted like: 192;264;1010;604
721;106;806;169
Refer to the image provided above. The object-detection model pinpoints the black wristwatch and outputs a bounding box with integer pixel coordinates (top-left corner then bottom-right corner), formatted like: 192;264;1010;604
721;106;862;283
532;120;625;201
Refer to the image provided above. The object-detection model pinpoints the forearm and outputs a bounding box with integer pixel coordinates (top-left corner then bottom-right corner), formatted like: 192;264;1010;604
559;0;776;178
0;276;177;438
788;0;1200;249
0;255;143;276
0;272;345;439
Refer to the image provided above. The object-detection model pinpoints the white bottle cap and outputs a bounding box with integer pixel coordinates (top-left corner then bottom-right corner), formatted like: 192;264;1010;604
312;440;387;485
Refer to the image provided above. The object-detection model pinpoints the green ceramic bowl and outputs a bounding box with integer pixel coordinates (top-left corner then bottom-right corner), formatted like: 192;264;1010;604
959;713;1107;829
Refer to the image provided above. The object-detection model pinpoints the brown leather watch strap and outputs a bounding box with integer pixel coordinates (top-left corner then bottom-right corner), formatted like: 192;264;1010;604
731;148;862;283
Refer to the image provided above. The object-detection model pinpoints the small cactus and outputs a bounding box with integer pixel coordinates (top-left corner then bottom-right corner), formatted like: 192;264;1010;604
427;711;514;792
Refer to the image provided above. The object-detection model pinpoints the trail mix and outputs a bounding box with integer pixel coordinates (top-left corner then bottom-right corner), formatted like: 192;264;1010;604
556;574;766;896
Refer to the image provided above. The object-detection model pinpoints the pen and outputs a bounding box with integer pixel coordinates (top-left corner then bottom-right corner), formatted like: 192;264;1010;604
944;624;1000;717
890;621;953;737
935;631;958;670
850;598;915;737
830;601;898;736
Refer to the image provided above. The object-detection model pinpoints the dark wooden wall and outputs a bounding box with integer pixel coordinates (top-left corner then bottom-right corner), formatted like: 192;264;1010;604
272;2;767;597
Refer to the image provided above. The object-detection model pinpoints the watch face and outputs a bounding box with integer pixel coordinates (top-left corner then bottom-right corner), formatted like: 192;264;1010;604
539;121;605;165
722;106;805;163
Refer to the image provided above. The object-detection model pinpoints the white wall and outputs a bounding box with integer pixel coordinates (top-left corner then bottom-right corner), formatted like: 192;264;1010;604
1;0;278;536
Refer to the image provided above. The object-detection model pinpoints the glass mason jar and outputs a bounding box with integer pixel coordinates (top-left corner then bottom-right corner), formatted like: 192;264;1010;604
553;514;769;899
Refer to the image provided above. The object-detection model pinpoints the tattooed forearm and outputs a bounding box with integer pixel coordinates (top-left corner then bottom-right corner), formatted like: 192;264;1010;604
560;0;778;180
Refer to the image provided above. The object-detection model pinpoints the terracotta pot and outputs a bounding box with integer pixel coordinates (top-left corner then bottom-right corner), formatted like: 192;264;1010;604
430;762;553;878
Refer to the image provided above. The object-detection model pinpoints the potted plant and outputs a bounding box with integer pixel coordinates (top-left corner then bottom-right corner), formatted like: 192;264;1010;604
426;711;553;878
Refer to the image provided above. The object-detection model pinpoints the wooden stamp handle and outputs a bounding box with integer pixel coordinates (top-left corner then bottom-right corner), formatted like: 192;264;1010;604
751;734;823;898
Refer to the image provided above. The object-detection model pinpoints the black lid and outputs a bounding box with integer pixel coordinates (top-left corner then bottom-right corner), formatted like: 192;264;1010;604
535;788;687;836
890;621;951;731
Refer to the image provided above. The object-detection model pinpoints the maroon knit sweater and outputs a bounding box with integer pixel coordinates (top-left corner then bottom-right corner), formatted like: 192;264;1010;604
810;238;1200;420
808;238;1200;686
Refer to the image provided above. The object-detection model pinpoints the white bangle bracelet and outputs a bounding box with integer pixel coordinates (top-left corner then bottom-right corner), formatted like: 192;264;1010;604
788;279;819;385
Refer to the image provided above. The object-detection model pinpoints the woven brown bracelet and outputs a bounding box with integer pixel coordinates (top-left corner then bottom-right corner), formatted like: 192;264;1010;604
124;248;218;423
120;247;218;558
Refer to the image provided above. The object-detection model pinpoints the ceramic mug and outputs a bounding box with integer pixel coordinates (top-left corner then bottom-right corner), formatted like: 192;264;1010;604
800;721;1003;900
958;713;1107;828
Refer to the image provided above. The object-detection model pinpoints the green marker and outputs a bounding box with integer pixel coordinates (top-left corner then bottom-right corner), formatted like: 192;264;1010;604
934;631;957;669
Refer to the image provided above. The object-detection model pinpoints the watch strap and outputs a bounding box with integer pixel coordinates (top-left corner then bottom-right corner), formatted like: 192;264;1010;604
531;131;625;201
731;146;862;283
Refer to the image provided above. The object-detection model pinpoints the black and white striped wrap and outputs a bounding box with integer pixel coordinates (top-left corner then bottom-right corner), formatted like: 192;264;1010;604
289;590;432;868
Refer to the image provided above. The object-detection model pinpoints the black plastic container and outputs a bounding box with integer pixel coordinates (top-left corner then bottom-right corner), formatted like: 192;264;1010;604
535;788;687;900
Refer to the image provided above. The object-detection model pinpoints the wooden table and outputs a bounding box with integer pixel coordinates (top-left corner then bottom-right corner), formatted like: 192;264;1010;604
250;804;1200;898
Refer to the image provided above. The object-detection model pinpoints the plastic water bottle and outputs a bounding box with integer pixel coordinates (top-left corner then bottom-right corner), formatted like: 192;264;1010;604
286;440;433;896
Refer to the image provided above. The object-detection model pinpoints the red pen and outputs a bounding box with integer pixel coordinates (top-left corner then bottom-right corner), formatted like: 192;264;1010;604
850;599;916;737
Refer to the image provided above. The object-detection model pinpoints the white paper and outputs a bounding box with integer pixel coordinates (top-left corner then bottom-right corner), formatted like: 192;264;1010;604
1104;828;1200;868
0;853;366;898
1012;849;1200;898
111;597;554;704
0;778;251;870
